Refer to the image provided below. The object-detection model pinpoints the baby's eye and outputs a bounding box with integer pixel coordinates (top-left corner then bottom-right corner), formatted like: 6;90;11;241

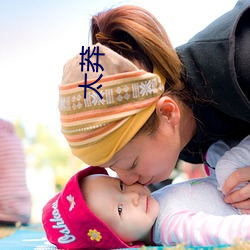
120;180;124;191
118;204;123;216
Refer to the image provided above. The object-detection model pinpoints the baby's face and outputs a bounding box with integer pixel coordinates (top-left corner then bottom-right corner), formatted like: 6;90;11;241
84;174;160;244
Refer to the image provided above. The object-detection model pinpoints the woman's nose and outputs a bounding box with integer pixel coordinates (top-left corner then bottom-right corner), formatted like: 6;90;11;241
112;168;139;185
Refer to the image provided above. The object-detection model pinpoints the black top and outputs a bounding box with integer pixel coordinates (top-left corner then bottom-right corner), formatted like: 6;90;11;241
176;0;250;164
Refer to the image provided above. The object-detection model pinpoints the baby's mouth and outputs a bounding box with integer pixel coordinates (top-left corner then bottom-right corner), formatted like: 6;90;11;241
146;196;149;213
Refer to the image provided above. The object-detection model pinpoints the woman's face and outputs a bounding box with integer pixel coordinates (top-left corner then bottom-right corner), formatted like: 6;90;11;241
100;118;182;186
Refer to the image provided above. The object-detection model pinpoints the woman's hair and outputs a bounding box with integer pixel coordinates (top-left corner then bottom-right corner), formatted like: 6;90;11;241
91;5;193;135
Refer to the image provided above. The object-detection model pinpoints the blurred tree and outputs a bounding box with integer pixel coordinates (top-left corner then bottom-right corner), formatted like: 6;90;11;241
14;118;26;139
14;120;85;191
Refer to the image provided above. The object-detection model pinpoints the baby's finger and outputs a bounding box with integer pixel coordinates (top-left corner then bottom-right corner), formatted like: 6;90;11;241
228;198;250;212
224;184;250;204
222;167;250;195
240;209;250;214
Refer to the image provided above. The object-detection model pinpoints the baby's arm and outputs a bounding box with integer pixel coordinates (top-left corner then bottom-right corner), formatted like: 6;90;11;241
159;210;250;247
205;139;231;178
215;135;250;193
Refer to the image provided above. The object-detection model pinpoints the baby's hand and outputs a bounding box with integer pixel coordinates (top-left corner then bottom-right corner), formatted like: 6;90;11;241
223;166;250;214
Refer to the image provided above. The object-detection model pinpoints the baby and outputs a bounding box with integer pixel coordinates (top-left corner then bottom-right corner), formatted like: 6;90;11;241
42;135;250;249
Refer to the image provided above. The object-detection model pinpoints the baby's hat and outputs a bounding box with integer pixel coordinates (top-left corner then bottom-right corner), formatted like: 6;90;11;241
42;166;139;249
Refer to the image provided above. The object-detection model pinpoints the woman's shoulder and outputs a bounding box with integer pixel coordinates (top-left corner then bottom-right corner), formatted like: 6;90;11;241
176;0;250;122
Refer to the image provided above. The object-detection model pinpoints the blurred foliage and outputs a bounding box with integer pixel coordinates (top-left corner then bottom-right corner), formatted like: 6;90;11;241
14;118;26;139
14;120;86;191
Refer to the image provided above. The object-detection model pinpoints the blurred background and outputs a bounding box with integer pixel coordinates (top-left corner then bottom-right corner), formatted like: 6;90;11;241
0;0;238;224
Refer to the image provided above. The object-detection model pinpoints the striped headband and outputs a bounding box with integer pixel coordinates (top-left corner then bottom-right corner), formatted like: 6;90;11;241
59;43;165;165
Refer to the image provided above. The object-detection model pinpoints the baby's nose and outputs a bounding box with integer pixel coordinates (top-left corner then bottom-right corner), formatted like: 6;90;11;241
126;191;140;206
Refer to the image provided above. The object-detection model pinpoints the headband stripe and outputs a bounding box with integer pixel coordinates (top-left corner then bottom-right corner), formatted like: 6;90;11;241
60;95;160;124
59;71;163;116
59;70;147;91
66;119;129;147
63;121;121;141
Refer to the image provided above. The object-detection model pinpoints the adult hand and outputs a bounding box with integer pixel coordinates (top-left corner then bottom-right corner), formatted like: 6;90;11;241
223;166;250;214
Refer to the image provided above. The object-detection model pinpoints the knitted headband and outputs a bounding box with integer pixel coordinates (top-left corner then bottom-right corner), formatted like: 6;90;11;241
59;43;165;165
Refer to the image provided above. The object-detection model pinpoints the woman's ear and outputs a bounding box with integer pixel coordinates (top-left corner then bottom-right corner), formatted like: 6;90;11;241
156;96;180;126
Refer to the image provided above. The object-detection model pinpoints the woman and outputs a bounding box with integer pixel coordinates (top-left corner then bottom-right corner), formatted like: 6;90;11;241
59;1;250;211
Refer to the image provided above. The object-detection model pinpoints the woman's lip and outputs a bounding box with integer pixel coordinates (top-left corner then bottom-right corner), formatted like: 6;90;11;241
143;177;154;186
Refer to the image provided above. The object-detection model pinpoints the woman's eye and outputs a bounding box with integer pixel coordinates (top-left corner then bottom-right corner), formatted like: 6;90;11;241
118;204;123;216
120;180;124;191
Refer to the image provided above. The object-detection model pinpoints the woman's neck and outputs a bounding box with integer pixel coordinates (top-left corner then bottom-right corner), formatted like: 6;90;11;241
179;103;196;149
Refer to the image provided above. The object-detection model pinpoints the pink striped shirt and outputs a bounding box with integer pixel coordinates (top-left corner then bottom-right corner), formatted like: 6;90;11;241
158;210;250;246
0;119;31;224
